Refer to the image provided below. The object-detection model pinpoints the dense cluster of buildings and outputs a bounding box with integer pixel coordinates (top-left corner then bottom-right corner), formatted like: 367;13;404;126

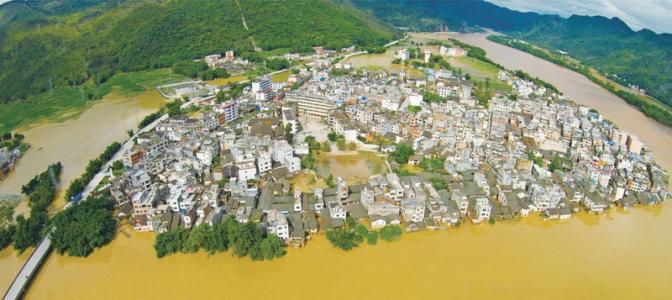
0;143;25;181
104;43;668;248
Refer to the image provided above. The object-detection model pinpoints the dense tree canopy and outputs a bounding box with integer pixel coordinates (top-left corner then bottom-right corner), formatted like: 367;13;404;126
155;217;285;261
50;194;117;257
389;143;415;164
0;0;396;103
8;163;62;253
65;142;121;201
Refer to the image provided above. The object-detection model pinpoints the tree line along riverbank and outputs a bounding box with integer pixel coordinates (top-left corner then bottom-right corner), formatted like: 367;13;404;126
0;140;122;257
487;35;672;128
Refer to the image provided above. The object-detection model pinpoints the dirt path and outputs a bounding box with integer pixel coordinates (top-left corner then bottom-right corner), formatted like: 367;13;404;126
234;0;258;50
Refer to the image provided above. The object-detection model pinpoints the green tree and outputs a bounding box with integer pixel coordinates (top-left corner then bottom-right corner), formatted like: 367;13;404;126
0;225;16;250
232;223;263;257
379;225;402;242
355;224;368;237
336;139;346;151
216;90;230;103
259;235;286;260
389;143;415;164
366;231;378;245
266;59;290;71
155;228;189;258
407;105;421;113
172;61;208;78
50;194;117;257
182;223;211;253
12;215;42;253
321;141;331;152
327;132;337;142
203;222;230;254
326;227;360;251
166;100;183;117
284;123;294;144
549;155;563;172
326;174;335;188
301;152;315;170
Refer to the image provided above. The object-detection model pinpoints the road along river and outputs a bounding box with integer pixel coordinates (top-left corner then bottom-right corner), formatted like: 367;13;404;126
6;33;672;299
0;90;165;293
418;32;672;175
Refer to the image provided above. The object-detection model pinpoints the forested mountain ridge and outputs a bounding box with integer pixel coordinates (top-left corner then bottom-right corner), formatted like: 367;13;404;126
0;0;397;103
352;0;672;107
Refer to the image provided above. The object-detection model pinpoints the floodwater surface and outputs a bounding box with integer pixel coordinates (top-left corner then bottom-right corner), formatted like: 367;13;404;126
5;32;672;299
0;90;165;293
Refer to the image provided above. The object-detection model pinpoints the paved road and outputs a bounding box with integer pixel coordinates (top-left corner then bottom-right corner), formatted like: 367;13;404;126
2;236;51;300
2;52;402;298
2;66;287;299
3;114;168;300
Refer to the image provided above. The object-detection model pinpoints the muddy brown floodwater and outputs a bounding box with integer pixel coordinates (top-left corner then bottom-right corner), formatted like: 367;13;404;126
0;90;165;293
4;33;672;299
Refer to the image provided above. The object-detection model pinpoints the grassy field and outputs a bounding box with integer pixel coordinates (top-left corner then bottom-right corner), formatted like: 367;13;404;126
454;56;498;78
290;171;327;191
271;70;292;82
205;75;248;86
0;69;184;132
260;48;292;58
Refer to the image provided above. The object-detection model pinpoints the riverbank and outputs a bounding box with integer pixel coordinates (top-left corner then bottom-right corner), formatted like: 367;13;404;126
487;34;672;128
6;31;672;299
419;32;672;179
22;205;672;299
0;69;184;133
0;84;170;293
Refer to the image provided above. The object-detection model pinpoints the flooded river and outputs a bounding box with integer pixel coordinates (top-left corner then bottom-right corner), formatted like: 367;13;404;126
418;32;672;173
0;90;165;293
24;207;672;299
4;32;672;299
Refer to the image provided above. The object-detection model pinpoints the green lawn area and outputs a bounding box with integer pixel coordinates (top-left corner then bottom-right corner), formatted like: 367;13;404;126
455;56;498;79
272;70;292;82
205;75;248;86
260;48;292;58
0;69;184;132
453;56;511;93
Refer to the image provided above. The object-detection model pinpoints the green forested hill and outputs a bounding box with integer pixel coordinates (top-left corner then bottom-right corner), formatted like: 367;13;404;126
0;0;397;103
352;0;672;108
510;16;672;107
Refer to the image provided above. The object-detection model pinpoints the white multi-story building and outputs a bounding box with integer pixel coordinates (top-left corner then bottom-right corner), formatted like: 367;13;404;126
237;160;257;182
472;198;491;223
401;198;425;223
214;101;239;123
256;151;272;174
266;210;289;240
252;76;272;101
452;190;469;216
286;93;336;118
272;141;294;163
293;189;302;212
530;184;565;211
396;49;409;61
626;135;643;155
384;173;404;201
327;201;347;220
381;97;400;111
285;156;301;173
407;93;423;106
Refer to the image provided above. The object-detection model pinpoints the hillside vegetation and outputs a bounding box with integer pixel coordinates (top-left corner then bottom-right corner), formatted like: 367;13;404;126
352;0;672;110
0;0;396;106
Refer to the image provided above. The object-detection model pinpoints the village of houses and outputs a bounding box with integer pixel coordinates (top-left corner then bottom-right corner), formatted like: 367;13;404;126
102;42;669;249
